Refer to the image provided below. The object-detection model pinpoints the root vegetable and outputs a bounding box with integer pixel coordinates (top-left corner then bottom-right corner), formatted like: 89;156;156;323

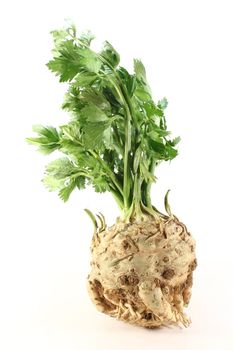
88;216;196;328
27;21;197;329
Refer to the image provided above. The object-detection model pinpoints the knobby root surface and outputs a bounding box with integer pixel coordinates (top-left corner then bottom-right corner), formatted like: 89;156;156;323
87;216;197;328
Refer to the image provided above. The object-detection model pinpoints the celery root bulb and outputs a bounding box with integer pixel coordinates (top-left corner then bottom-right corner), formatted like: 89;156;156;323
27;23;197;329
87;216;197;328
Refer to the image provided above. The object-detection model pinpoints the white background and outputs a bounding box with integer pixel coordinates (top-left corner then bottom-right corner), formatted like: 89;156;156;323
1;0;233;349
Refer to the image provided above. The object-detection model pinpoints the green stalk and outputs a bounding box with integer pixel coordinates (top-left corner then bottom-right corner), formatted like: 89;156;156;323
123;111;131;211
112;124;123;155
134;174;143;218
109;186;124;210
102;76;134;213
67;137;124;199
89;149;124;197
75;39;136;213
145;159;156;208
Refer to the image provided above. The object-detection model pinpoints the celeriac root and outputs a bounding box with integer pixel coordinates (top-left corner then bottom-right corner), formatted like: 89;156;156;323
87;215;197;328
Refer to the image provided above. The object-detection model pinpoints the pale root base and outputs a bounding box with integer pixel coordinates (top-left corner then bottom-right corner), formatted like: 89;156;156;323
87;216;197;328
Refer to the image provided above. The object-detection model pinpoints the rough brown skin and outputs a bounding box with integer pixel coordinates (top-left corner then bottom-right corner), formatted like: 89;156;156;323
87;215;197;328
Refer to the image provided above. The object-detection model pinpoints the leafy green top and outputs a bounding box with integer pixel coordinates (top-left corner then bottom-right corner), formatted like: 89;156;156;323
27;23;180;221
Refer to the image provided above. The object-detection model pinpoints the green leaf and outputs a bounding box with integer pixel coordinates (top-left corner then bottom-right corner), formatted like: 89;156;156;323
165;144;178;160
32;125;59;141
102;125;114;150
59;140;85;165
158;97;168;110
51;28;68;43
42;157;87;201
92;175;110;193
83;121;111;149
134;86;151;101
80;90;110;112
143;102;158;118
149;140;166;156
147;125;170;139
79;30;95;46
81;104;108;122
147;131;164;143
80;48;102;73
26;125;60;154
59;180;76;202
47;41;101;82
103;87;121;109
51;28;68;55
134;59;147;83
60;122;80;141
47;41;80;82
169;136;181;147
100;41;120;68
75;175;86;189
43;174;64;191
140;159;156;182
74;71;99;87
45;157;78;179
117;67;136;97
